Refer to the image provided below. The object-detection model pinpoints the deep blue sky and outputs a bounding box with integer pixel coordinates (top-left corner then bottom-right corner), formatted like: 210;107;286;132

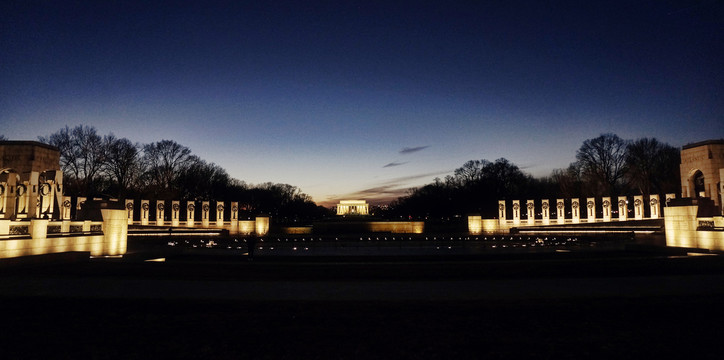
2;1;722;205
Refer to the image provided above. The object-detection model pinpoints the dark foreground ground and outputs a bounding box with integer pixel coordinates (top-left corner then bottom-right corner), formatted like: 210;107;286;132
2;251;724;359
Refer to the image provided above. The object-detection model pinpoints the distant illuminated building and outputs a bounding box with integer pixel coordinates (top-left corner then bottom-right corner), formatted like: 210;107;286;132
336;200;369;216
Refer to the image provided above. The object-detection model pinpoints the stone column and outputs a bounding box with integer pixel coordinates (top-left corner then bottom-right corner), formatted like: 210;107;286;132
156;201;165;226
255;216;269;236
468;215;482;235
618;197;628;221
665;193;676;206
186;201;196;227
100;209;128;257
571;198;580;224
498;200;506;226
201;201;210;228
526;200;535;225
512;200;521;226
230;202;238;233
38;181;54;219
171;201;180;227
61;196;72;220
649;195;660;219
556;199;565;224
26;171;39;219
601;197;612;222
586;197;596;223
76;197;86;220
125;199;134;225
216;202;225;228
633;195;644;220
1;174;17;220
541;199;550;225
140;199;149;225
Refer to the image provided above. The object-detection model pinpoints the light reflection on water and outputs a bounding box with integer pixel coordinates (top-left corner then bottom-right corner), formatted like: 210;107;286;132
161;234;630;256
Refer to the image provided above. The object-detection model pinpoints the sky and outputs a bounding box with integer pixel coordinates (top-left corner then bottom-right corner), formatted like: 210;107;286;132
2;1;722;206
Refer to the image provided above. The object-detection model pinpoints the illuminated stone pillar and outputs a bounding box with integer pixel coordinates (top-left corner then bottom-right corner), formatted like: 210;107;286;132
633;195;644;220
230;202;238;233
216;202;225;228
26;171;40;219
156;201;165;226
649;195;660;219
0;173;18;220
76;197;86;220
618;196;628;221
255;216;269;236
140;199;149;226
15;183;29;218
29;218;49;240
186;201;196;227
125;199;134;225
571;198;580;224
37;181;54;219
665;193;676;206
239;220;255;235
526;200;535;225
171;201;180;227
586;197;596;223
512;200;521;226
468;215;482;235
601;197;612;222
541;199;550;225
201;201;210;228
100;209;128;256
61;196;72;220
498;200;506;226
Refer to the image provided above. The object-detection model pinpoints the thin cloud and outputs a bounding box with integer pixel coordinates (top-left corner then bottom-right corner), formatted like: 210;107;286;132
383;162;407;168
399;146;429;155
330;170;453;205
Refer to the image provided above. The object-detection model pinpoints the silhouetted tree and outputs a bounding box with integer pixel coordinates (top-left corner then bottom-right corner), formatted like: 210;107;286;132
625;137;680;195
103;134;143;198
39;125;106;196
575;133;628;195
142;140;194;197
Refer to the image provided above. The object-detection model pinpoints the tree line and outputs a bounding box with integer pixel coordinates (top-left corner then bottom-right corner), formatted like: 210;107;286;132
37;125;330;221
387;133;680;219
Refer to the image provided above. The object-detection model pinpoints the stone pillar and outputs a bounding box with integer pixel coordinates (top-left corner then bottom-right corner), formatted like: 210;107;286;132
76;197;86;220
156;201;165;226
26;171;40;219
186;201;196;227
541;199;550;225
526;200;535;225
37;181;54;219
255;216;270;236
100;209;128;257
140;199;149;225
665;193;676;206
201;201;210;228
1;174;18;220
0;219;10;235
618;197;628;221
230;202;238;233
125;199;134;225
498;200;506;226
556;199;565;224
171;201;180;227
512;200;521;226
61;196;72;220
633;195;644;220
601;197;612;222
216;201;225;228
29;218;49;239
586;197;596;223
468;215;482;235
571;198;580;223
649;195;660;219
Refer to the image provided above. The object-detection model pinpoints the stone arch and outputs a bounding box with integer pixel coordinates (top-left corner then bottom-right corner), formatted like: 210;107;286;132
687;169;705;198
